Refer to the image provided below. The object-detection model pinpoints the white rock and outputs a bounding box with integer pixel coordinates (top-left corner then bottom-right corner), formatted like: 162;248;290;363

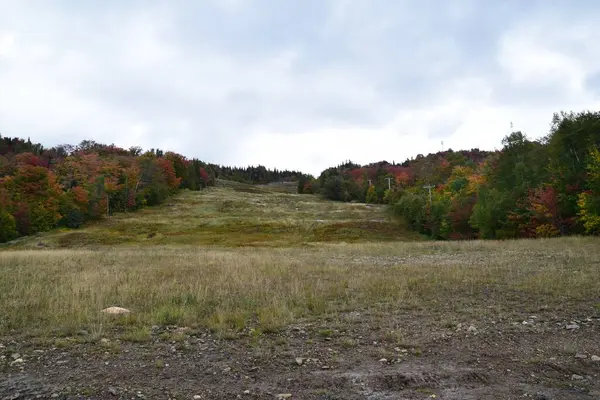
566;324;580;330
193;396;202;400
591;355;600;362
571;374;584;380
294;357;304;366
467;325;477;332
575;353;587;359
277;395;292;399
102;306;131;315
379;358;388;362
11;358;24;365
243;390;250;395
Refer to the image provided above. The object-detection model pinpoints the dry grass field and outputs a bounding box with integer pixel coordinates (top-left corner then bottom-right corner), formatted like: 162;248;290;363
1;183;599;399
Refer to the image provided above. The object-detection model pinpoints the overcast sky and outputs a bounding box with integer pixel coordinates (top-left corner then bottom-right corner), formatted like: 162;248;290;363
1;1;599;176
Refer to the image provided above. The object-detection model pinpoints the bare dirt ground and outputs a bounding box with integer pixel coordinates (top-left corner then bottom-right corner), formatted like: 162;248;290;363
3;307;599;399
1;186;599;399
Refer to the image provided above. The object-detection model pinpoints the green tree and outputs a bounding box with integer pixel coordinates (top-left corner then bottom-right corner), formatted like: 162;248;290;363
469;188;512;239
0;210;18;242
365;185;377;203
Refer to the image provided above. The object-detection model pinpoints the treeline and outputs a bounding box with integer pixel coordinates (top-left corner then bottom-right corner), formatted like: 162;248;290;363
0;137;217;242
209;164;306;185
309;110;600;239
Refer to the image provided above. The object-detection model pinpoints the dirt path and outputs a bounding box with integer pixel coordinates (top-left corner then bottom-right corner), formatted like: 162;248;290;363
3;309;599;400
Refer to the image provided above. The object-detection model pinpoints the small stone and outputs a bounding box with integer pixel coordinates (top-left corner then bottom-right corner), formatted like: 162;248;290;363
467;325;477;332
575;353;587;359
11;353;21;360
243;390;250;395
379;358;388;363
566;324;580;330
100;338;110;344
108;387;118;396
522;321;528;325
277;395;292;399
193;396;202;400
10;358;24;365
223;367;231;373
294;358;304;366
101;306;131;315
571;374;584;380
51;395;59;398
321;365;330;370
591;355;600;362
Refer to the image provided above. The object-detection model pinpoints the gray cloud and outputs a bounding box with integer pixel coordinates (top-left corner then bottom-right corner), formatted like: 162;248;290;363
1;0;599;175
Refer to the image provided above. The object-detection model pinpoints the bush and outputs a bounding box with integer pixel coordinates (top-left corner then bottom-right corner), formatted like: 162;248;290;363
0;211;18;242
61;208;85;228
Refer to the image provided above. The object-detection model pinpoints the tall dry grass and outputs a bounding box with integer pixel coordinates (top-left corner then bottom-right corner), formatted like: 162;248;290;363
1;237;598;337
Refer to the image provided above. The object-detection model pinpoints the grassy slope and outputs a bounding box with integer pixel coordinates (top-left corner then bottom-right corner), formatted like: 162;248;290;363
1;183;599;339
10;181;420;249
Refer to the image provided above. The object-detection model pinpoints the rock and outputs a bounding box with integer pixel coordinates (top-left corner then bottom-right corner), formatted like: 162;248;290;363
10;358;24;365
378;358;388;363
522;321;528;325
566;324;580;330
467;325;477;333
100;338;110;344
277;395;292;399
108;387;118;396
51;394;59;398
294;357;304;366
571;374;584;380
11;353;21;360
575;353;587;359
102;306;131;315
591;355;600;362
193;396;202;400
151;325;160;331
243;390;250;395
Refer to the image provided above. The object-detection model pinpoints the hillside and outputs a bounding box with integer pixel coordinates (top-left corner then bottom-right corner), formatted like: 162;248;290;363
7;180;420;249
1;180;600;398
310;110;600;240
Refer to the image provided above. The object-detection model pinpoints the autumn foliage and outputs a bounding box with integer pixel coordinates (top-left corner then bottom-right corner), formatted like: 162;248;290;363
315;110;600;239
0;137;216;242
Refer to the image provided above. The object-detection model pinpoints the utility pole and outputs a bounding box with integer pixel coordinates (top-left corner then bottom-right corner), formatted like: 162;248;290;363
385;177;392;190
423;184;434;206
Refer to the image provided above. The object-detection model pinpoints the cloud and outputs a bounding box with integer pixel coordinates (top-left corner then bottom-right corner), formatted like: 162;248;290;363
1;0;599;176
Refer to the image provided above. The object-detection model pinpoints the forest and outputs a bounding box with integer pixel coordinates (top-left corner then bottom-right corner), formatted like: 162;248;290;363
0;137;304;242
1;109;599;243
309;110;600;239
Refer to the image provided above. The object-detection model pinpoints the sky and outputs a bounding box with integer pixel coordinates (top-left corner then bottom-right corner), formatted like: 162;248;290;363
1;1;599;176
